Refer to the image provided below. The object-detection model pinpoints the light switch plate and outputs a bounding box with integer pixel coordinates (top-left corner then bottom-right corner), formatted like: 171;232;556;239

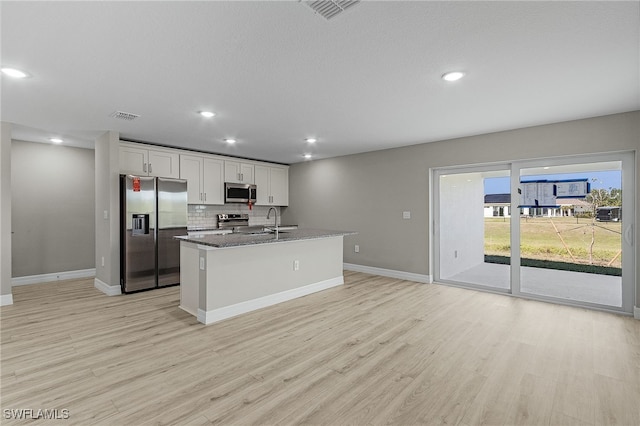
403;211;411;219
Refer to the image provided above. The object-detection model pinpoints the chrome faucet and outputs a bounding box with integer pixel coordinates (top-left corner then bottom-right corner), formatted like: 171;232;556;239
267;207;278;237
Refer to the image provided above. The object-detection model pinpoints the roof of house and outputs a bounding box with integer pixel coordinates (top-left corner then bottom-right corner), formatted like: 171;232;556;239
484;194;511;204
556;198;592;207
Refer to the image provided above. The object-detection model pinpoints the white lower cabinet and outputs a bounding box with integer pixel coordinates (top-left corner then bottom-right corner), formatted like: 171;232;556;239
255;165;289;206
180;154;224;205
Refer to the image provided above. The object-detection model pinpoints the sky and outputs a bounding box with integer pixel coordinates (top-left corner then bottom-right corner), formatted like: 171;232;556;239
484;171;622;194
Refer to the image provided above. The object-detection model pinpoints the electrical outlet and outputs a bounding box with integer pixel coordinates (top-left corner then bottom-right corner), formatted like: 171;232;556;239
199;257;205;270
355;245;360;253
101;256;105;267
403;211;411;219
103;210;109;220
293;260;299;271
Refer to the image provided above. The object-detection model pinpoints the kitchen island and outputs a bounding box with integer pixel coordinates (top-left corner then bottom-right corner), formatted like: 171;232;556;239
176;229;355;325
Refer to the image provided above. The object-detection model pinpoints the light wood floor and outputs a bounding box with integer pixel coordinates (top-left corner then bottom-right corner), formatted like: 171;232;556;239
1;271;639;425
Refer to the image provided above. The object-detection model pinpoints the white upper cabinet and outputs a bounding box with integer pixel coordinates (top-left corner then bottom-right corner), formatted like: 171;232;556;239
255;165;289;206
180;154;224;205
202;157;224;205
224;160;254;184
120;146;147;175
120;142;286;206
179;155;203;204
120;145;179;178
269;167;288;206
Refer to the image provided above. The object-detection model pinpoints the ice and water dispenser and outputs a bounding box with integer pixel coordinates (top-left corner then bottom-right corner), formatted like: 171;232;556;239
131;213;150;236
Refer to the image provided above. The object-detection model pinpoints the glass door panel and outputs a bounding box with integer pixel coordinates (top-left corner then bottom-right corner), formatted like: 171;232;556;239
518;161;623;307
436;168;511;291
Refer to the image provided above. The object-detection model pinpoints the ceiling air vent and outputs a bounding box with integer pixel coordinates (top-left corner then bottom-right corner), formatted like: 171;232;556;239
110;111;140;121
304;0;360;20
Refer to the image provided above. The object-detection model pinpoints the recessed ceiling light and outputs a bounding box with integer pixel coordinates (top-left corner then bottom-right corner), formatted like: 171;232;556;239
49;138;63;144
1;67;29;78
305;138;317;143
199;111;215;118
442;71;465;82
224;138;236;144
303;153;312;159
543;167;550;170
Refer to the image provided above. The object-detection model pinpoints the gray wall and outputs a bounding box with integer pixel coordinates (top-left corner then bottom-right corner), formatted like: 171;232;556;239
11;140;95;277
282;111;640;306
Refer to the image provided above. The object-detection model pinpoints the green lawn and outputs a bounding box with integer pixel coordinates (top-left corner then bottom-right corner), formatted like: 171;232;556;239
485;217;622;268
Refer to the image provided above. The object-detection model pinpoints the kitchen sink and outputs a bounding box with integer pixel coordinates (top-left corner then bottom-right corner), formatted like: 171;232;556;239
233;227;289;235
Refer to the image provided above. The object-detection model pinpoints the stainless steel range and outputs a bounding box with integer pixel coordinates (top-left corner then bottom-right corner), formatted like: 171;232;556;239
217;213;249;230
217;213;272;234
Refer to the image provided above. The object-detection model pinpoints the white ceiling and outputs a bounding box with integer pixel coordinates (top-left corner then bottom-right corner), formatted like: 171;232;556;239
1;1;638;163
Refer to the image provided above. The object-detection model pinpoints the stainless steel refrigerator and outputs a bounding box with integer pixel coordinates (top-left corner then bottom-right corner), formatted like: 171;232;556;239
120;175;187;293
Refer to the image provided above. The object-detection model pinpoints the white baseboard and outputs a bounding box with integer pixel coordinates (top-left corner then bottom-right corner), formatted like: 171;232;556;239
197;276;344;325
343;263;432;284
12;268;96;286
94;278;122;296
0;293;13;306
634;306;640;320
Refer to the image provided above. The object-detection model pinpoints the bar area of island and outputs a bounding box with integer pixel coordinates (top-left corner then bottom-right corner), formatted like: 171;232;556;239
176;228;356;325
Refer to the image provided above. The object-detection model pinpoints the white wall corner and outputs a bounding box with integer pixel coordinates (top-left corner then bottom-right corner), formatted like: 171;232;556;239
197;308;207;325
0;293;14;306
343;263;432;284
634;306;640;320
0;122;13;302
94;278;122;296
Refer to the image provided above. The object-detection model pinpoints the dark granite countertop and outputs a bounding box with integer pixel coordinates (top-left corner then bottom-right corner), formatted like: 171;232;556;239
175;228;356;248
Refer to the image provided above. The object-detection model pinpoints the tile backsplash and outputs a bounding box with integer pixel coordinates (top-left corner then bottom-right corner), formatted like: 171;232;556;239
188;204;282;229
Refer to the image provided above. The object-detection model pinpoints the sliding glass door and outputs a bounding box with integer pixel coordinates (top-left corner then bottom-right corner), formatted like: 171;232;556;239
434;152;635;314
434;165;511;292
512;153;635;313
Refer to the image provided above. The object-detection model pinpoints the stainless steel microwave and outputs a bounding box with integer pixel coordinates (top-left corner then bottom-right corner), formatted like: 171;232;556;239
225;182;257;203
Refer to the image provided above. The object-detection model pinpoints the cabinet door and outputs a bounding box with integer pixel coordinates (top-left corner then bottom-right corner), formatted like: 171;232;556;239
224;160;254;183
240;163;255;184
203;157;224;205
254;165;271;205
120;146;148;175
224;161;241;183
270;167;289;206
148;150;180;178
180;155;203;204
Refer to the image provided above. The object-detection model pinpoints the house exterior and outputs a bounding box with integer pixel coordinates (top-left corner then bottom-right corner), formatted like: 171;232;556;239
484;194;593;218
